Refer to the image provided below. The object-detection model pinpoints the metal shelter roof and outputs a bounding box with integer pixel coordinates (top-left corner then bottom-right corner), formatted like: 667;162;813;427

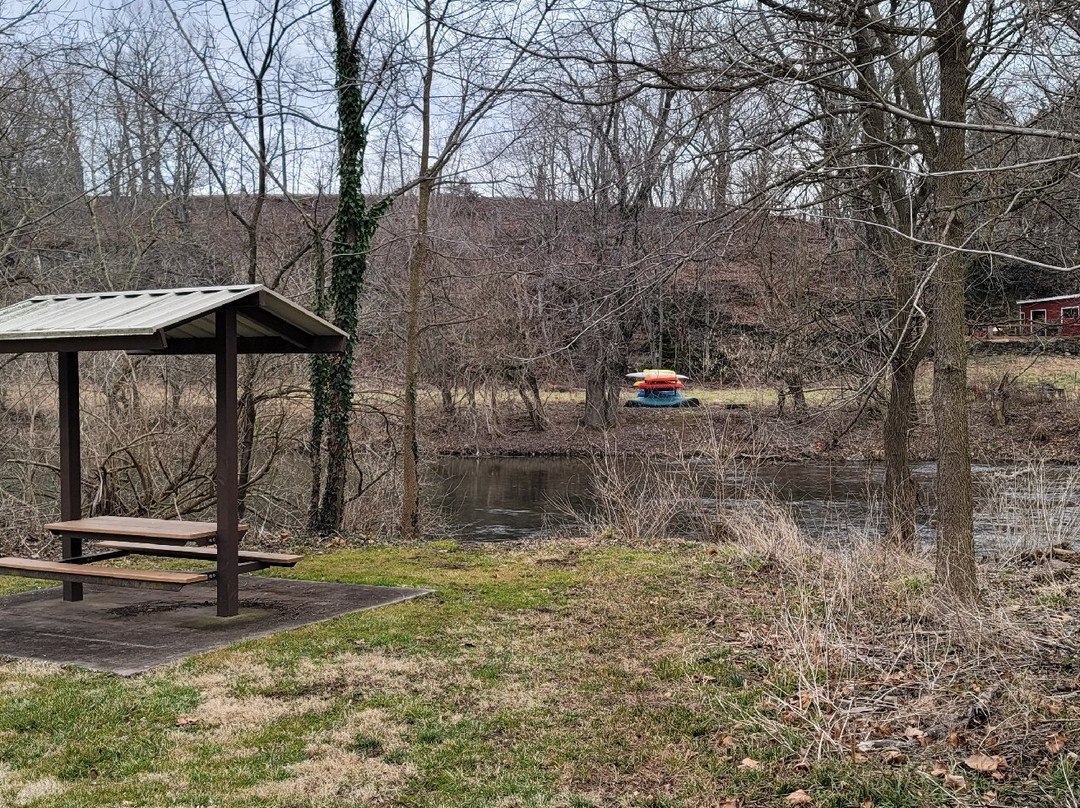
0;285;347;354
1016;293;1080;306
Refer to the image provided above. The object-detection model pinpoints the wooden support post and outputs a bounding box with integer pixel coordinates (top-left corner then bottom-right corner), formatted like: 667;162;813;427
215;309;239;617
58;352;82;602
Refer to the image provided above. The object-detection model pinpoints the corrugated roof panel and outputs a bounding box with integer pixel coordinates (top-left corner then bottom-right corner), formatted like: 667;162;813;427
0;300;51;335
59;295;164;331
0;285;347;353
0;295;161;338
261;287;342;337
115;290;238;330
154;288;260;330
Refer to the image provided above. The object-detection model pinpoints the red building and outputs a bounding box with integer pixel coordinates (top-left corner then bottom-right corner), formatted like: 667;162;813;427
1018;293;1080;336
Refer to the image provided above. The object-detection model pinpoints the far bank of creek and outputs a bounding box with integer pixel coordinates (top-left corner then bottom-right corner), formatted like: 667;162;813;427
427;455;1080;552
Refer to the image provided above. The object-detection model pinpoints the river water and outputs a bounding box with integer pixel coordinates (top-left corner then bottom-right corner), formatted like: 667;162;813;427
429;456;1080;550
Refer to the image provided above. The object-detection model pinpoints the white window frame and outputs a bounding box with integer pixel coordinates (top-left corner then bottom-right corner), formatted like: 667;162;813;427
1063;306;1079;320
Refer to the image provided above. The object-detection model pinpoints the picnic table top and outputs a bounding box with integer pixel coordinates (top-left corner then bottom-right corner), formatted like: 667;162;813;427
44;516;249;542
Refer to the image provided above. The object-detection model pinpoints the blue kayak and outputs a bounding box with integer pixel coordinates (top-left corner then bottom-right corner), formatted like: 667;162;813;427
625;390;701;408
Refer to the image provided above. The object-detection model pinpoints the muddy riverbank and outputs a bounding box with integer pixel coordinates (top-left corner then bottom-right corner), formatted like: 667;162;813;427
424;394;1080;465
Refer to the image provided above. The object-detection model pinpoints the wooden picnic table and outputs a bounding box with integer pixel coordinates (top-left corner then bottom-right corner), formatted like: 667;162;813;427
43;516;250;546
0;517;299;592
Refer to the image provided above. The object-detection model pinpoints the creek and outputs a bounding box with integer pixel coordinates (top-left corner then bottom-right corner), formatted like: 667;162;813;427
428;455;1080;550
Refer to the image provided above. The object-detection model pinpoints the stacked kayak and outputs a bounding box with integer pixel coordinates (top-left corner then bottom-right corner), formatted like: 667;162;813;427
625;369;701;408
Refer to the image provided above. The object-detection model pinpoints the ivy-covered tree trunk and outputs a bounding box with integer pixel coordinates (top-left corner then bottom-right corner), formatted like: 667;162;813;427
308;0;388;535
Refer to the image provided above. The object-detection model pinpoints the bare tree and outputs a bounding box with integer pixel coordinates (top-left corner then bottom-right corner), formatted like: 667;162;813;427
398;0;552;539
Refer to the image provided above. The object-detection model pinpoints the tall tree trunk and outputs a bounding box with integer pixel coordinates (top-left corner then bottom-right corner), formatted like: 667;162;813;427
236;36;271;518
514;366;546;431
884;347;919;549
308;230;328;530
584;332;620;430
884;247;927;550
931;0;977;602
848;25;932;555
309;0;387;535
783;373;807;412
401;0;436;542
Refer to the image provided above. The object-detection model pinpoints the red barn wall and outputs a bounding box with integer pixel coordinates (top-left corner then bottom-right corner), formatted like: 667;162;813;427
1020;296;1080;336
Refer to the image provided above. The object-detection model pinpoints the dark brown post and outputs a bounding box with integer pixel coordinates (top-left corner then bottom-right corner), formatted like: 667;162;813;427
215;309;239;616
58;352;82;602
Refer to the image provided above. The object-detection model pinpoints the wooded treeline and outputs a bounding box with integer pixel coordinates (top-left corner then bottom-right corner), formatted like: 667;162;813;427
2;0;1080;600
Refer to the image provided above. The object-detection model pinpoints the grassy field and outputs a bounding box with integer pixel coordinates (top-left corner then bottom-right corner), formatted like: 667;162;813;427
964;355;1080;394
0;536;1074;808
533;356;1080;412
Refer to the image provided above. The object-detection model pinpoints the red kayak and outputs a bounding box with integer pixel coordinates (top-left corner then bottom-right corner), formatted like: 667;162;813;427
634;380;684;390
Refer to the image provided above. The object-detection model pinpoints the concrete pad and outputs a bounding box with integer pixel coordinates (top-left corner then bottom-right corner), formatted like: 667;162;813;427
0;577;429;675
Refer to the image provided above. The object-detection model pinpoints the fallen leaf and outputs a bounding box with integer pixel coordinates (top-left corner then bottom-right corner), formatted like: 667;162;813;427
903;726;925;739
738;757;761;771
982;791;997;805
720;799;737;808
785;790;812;806
882;749;907;765
1048;701;1063;716
929;762;949;778
947;731;963;749
860;800;873;808
964;752;1000;773
176;715;198;727
943;773;968;792
1047;732;1068;754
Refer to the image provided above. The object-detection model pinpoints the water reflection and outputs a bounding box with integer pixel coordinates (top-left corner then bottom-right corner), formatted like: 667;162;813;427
428;456;1080;550
429;456;592;540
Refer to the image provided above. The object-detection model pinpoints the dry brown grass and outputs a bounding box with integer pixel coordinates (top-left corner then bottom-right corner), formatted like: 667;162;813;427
568;441;1080;797
715;505;1078;777
249;709;416;806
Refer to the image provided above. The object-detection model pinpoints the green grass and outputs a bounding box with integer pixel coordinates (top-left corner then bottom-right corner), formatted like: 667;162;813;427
0;541;1071;807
